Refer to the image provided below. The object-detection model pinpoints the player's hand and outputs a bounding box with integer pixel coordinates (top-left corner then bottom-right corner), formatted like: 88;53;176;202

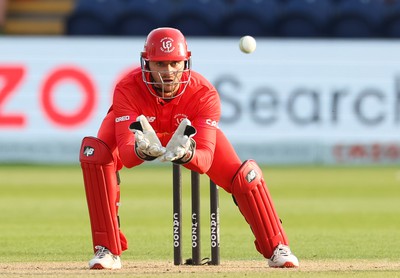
129;115;166;160
159;119;196;163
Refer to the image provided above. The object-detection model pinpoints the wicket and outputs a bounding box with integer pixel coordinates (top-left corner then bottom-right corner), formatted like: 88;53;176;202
172;164;220;265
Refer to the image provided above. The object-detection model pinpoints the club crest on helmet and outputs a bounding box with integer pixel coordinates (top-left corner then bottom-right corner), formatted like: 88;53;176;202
160;37;175;53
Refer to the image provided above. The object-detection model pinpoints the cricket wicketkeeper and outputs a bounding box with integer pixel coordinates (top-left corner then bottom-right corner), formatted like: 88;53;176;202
79;27;299;270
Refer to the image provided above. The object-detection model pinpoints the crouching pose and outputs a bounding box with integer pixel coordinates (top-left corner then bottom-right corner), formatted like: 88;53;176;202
79;27;299;270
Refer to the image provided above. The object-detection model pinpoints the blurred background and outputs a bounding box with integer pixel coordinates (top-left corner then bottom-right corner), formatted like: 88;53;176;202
2;0;400;38
1;0;400;166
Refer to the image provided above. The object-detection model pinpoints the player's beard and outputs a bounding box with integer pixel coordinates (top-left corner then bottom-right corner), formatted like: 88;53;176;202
153;82;180;98
152;72;183;98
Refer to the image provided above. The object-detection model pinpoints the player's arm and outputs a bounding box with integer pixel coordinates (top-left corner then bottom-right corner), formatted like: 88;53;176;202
160;89;220;174
184;115;218;173
188;89;221;173
113;87;148;168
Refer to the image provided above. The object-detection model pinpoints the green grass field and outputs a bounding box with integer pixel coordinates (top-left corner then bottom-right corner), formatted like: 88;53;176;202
0;164;399;277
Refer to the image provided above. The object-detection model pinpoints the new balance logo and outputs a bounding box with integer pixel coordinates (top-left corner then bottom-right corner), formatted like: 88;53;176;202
246;169;257;183
83;146;95;156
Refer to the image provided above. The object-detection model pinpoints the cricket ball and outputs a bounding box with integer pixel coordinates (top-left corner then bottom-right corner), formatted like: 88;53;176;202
239;35;256;54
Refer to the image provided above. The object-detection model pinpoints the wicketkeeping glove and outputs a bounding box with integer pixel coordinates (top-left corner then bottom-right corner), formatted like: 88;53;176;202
129;115;166;161
159;119;197;163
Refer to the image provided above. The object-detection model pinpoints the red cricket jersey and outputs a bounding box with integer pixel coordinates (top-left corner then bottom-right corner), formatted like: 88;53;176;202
111;67;221;174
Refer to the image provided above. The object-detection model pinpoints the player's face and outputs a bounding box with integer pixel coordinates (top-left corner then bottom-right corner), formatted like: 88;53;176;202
148;60;185;98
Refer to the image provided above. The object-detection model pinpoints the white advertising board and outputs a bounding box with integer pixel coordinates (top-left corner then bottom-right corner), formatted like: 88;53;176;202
0;37;399;164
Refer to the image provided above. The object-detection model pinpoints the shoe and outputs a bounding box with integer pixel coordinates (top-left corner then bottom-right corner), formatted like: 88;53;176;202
89;246;121;270
268;244;299;268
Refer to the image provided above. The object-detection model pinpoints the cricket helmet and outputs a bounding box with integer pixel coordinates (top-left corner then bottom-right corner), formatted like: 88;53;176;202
140;27;192;100
141;27;191;62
